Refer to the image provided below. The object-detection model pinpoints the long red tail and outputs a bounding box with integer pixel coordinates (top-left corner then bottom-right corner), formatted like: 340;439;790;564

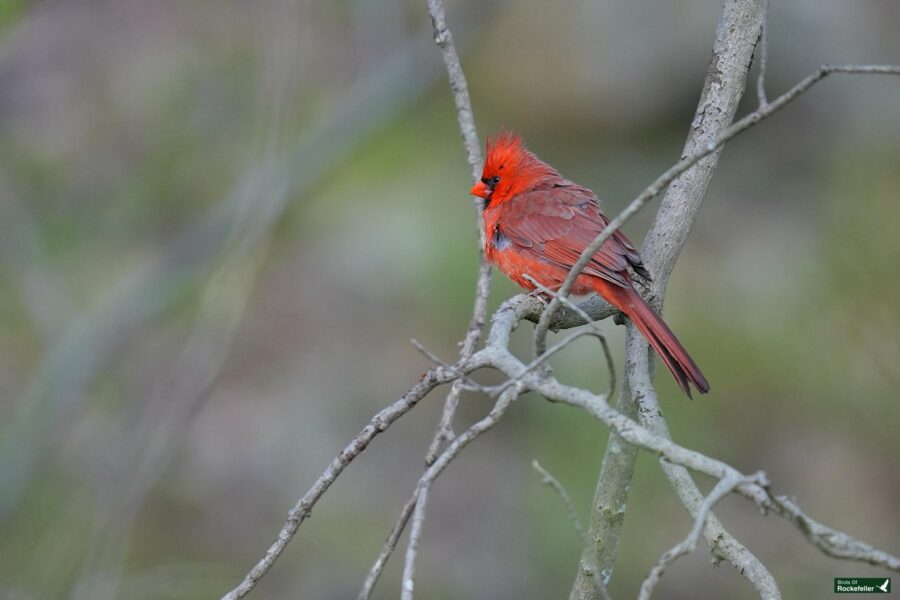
597;282;709;397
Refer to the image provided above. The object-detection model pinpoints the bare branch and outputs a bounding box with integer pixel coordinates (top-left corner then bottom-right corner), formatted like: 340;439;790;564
360;375;513;600
607;1;777;595
638;472;769;600
360;2;494;592
533;461;612;600
629;347;781;599
411;338;491;398
522;274;616;396
570;399;638;598
481;295;900;574
523;276;609;333
524;294;620;331
422;0;493;468
228;288;900;600
493;328;612;401
482;298;764;485
767;494;900;570
358;492;419;600
222;1;900;595
219;363;468;600
572;2;768;596
562;8;899;598
0;7;492;521
410;338;448;366
618;56;900;600
534;62;900;354
424;380;463;465
401;385;522;600
426;0;482;182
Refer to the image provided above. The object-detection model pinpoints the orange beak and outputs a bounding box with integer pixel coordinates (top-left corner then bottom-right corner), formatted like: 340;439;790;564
470;180;491;199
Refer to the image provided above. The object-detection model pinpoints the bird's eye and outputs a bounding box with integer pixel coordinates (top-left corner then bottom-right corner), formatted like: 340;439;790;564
482;175;501;191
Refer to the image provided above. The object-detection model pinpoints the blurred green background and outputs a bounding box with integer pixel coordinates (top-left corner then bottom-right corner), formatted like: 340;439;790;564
0;0;898;598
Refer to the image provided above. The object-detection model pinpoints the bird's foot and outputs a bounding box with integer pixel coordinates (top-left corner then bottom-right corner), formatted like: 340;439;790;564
527;288;553;304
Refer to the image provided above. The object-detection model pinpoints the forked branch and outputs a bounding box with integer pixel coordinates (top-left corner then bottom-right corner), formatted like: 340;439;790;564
220;0;900;597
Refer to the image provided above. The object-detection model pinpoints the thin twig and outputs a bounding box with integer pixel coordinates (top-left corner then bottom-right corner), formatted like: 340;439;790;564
533;461;612;600
411;338;490;396
358;491;419;600
422;0;492;467
523;276;607;332
638;472;769;600
411;338;448;366
482;295;900;573
229;286;900;600
575;3;770;597
424;381;463;465
401;385;522;600
494;329;606;399
359;2;492;593
767;493;900;570
628;341;782;598
219;363;467;600
534;63;900;356
221;27;900;600
0;6;482;523
523;275;616;397
626;64;900;600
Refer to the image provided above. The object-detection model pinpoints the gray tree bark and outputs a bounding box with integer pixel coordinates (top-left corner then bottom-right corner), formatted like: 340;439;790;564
570;1;771;598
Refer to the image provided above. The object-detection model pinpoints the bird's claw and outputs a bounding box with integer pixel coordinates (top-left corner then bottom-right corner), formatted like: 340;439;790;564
527;289;552;304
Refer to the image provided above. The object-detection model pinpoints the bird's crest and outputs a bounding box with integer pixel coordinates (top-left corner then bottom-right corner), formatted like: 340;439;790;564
484;130;530;173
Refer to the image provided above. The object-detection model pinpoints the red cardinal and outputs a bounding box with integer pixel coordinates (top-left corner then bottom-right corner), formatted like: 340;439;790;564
470;131;709;397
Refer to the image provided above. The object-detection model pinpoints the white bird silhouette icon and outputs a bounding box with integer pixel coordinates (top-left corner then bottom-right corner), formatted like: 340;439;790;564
877;579;890;593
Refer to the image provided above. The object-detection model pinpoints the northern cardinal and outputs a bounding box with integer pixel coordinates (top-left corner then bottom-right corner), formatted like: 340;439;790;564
470;131;709;397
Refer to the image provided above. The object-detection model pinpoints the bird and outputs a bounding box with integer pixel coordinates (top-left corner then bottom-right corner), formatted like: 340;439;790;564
469;131;709;397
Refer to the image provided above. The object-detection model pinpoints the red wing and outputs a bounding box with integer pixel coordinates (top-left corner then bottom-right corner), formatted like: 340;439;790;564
496;187;648;288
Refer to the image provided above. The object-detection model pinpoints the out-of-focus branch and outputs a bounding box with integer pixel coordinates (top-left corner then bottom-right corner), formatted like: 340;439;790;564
533;461;611;600
0;8;489;522
77;223;277;600
232;3;494;596
0;176;76;340
76;17;313;590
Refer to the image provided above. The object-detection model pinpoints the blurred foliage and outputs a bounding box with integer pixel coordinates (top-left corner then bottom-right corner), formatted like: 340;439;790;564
0;0;28;32
0;1;898;599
